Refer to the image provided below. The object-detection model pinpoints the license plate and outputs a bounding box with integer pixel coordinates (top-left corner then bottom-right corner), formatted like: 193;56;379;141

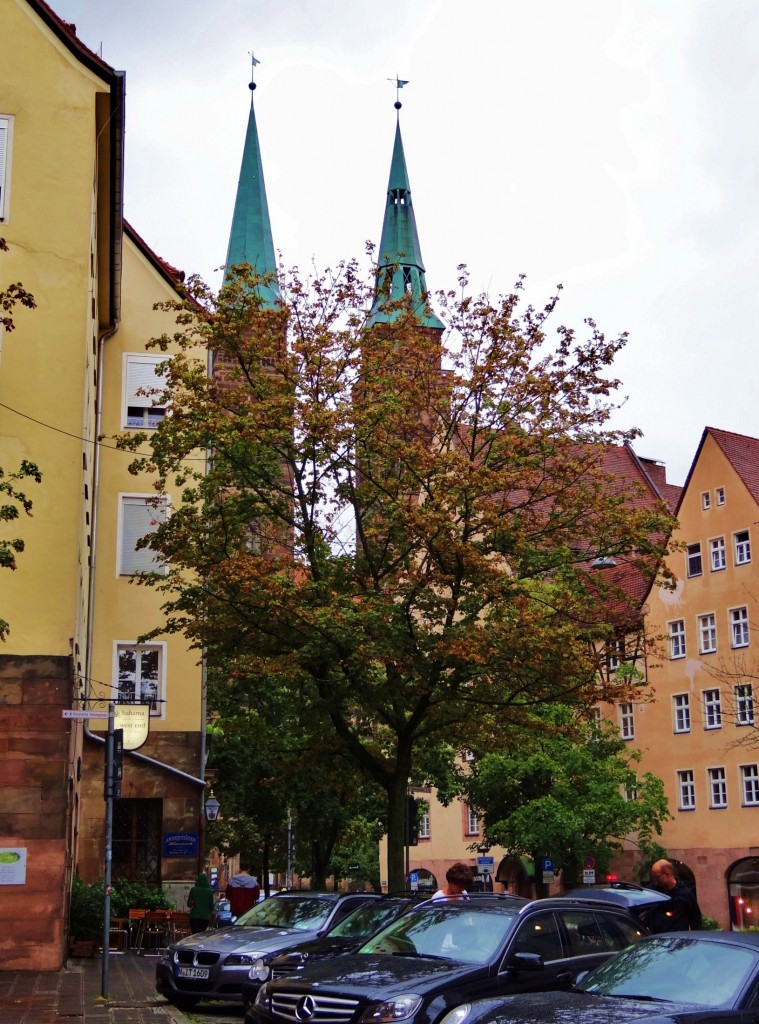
177;966;210;980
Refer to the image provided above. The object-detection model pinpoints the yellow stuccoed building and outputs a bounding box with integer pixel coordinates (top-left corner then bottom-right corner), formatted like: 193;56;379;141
608;427;759;929
0;0;206;970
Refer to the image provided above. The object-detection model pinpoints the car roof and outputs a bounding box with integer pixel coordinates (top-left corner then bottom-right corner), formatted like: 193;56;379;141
645;930;759;948
558;885;671;909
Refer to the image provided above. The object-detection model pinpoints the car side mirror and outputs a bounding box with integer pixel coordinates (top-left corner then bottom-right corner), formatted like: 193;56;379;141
507;952;544;972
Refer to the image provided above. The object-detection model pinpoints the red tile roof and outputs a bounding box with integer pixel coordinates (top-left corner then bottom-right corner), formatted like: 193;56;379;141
124;220;186;290
707;427;759;506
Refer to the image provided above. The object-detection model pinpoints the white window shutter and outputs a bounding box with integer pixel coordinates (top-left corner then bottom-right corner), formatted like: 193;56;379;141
121;497;166;574
0;118;8;220
126;356;166;409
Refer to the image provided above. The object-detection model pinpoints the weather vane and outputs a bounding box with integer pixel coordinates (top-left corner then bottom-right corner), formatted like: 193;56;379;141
387;76;409;109
249;52;260;91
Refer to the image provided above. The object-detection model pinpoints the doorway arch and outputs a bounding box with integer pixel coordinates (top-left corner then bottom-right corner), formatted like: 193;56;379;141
728;857;759;930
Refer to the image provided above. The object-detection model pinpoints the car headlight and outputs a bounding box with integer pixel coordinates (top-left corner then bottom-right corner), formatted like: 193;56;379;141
438;1005;471;1024
248;957;270;982
225;953;261;967
360;995;423;1023
255;983;270;1007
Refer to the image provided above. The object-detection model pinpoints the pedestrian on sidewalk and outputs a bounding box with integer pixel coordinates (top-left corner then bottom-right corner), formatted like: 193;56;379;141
226;865;260;919
187;871;215;933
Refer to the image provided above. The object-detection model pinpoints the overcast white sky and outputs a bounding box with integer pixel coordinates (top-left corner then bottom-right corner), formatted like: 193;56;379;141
56;0;759;486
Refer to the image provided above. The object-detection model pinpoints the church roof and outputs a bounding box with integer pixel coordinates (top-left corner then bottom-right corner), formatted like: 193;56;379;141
370;105;444;331
225;71;279;305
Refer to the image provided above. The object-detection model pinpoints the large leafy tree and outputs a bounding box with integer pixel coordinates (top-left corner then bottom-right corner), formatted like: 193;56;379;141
461;704;671;893
205;681;385;890
123;260;675;889
0;239;39;640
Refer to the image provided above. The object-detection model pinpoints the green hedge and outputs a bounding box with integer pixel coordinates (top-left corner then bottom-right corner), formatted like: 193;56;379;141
69;876;173;941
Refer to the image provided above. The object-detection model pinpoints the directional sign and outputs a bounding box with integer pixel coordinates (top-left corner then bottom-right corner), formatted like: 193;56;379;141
62;710;109;719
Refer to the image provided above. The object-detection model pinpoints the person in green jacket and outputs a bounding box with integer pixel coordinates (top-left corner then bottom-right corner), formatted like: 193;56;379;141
187;872;215;933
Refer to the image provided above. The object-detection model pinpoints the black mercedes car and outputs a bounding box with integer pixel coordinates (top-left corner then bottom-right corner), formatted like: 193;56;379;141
246;889;666;1024
433;931;759;1024
241;893;430;1013
156;891;379;1011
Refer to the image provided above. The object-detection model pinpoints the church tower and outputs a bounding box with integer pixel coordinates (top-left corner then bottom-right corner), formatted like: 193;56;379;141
224;58;278;304
370;89;444;334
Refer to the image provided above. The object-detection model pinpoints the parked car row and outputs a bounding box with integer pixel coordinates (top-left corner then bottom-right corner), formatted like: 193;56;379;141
156;884;759;1024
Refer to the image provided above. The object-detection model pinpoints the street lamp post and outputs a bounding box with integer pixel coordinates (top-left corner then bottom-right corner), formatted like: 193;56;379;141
204;793;220;823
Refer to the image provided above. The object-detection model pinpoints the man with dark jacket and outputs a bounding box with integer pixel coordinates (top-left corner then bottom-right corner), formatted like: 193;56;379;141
646;859;702;932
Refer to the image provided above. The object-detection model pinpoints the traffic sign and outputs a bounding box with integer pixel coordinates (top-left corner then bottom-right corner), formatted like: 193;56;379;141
62;710;109;719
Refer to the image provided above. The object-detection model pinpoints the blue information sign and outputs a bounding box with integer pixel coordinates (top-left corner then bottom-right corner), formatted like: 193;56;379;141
162;832;198;858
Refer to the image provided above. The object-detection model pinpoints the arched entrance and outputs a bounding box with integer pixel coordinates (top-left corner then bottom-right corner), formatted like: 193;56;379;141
406;867;437;893
495;856;534;898
728;857;759;930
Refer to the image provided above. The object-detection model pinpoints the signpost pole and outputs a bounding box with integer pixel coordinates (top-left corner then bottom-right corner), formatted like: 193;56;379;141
101;701;115;999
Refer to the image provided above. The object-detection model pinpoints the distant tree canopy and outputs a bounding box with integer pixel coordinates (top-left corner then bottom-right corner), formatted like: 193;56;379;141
0;238;39;641
122;259;676;888
460;704;671;893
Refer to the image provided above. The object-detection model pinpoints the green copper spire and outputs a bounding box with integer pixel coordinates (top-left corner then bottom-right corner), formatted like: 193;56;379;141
225;58;279;305
371;89;444;330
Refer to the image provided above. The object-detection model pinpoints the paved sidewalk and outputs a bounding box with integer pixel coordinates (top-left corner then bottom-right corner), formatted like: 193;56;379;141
0;950;192;1024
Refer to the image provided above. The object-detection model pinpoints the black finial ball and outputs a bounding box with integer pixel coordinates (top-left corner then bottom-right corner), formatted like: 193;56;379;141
249;81;257;91
394;100;402;110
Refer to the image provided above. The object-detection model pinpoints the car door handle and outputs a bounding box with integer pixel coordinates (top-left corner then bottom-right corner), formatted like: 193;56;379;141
555;971;572;985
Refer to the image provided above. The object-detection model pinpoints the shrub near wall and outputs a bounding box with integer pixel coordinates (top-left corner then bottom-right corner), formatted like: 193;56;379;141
69;876;173;945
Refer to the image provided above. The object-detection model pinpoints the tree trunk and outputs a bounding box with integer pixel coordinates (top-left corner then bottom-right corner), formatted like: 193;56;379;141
386;774;410;892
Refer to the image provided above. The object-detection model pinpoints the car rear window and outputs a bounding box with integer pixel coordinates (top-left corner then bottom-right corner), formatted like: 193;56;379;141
236;896;335;931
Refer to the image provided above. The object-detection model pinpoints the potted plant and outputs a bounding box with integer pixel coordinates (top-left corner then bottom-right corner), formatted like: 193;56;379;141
68;876;104;956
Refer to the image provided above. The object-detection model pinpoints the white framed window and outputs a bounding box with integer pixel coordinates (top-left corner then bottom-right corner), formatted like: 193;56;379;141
673;694;691;733
710;536;726;571
122;353;169;429
418;811;431;839
677;770;695;810
735;530;752;566
716;487;725;506
741;765;759;806
702;688;722;729
731;606;750;648
735;684;755;726
0;115;12;221
466;804;479;836
701;491;711;510
686;543;702;577
698;613;717;654
668;620;686;659
607;638;625;672
708;767;727;808
619;702;634;740
464;750;476;763
624;786;638;802
115;641;166;716
118;494;168;575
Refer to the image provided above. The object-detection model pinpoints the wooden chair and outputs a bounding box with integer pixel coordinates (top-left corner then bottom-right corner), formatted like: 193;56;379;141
108;916;129;952
127;908;147;950
135;909;170;955
169;910;192;942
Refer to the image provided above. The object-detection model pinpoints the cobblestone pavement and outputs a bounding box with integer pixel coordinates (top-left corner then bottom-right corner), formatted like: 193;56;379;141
0;950;192;1024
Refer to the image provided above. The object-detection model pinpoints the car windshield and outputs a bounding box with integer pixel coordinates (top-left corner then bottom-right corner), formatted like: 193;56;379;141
360;903;518;964
235;896;334;932
579;935;759;1007
329;901;407;939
